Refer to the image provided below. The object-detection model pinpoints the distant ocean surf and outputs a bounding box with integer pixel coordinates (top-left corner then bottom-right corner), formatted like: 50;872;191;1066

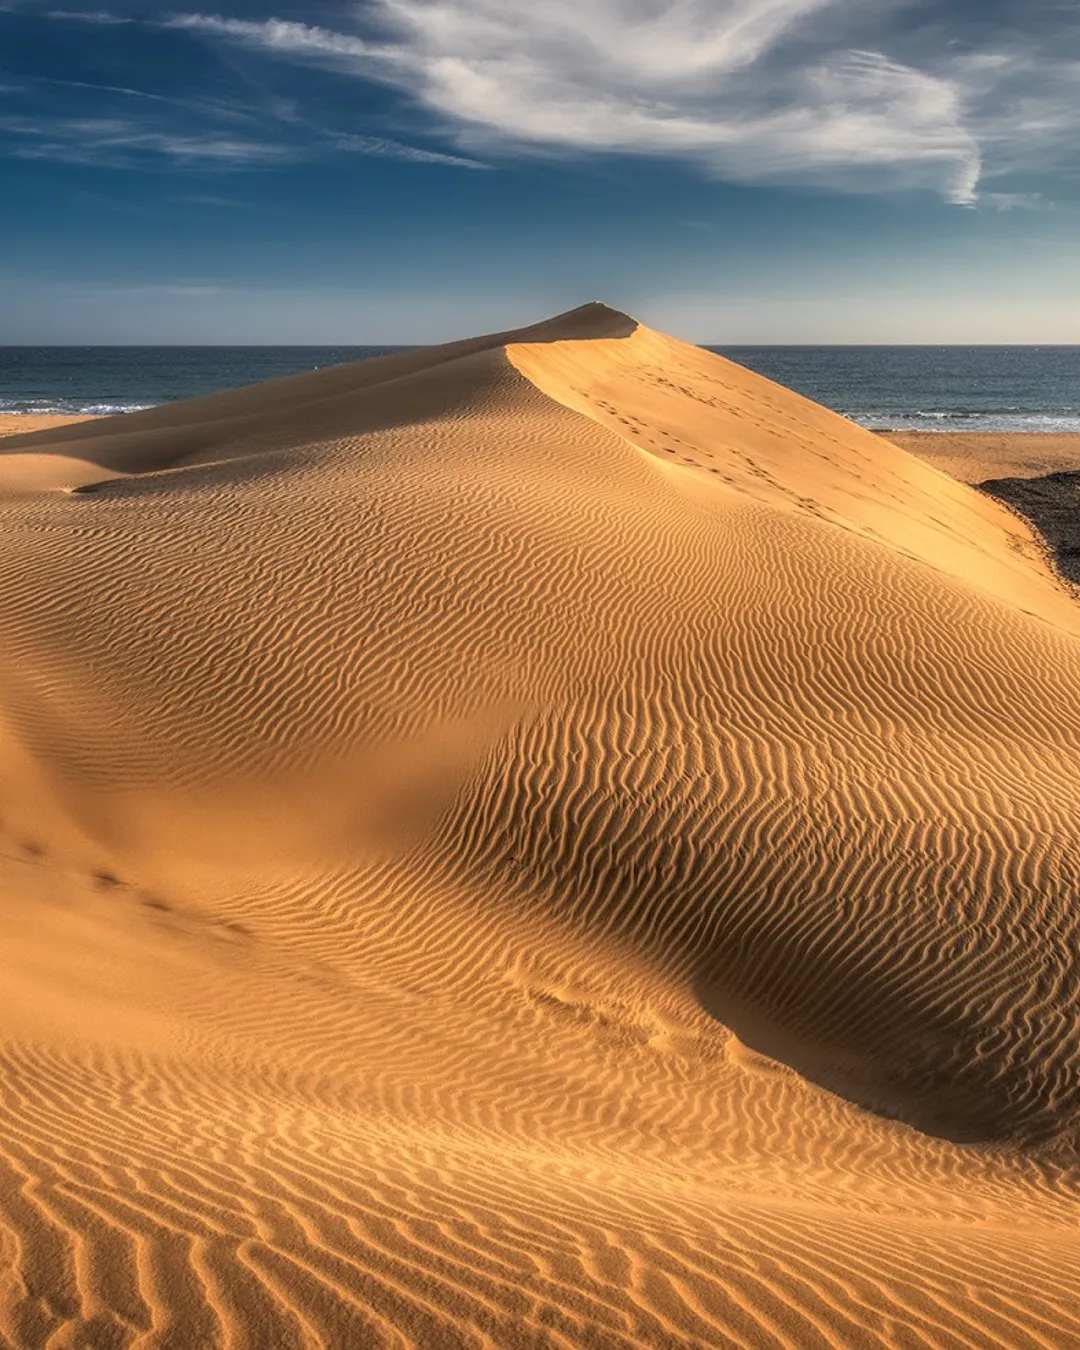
2;343;1079;433
715;346;1080;434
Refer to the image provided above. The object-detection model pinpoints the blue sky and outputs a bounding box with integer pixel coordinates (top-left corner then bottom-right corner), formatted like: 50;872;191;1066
2;0;1079;342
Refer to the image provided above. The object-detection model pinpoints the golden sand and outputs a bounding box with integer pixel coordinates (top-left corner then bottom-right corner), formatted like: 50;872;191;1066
0;413;101;439
884;429;1080;485
2;306;1080;1346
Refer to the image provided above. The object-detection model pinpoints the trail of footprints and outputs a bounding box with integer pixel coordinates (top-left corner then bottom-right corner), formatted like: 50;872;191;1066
1;313;1080;1345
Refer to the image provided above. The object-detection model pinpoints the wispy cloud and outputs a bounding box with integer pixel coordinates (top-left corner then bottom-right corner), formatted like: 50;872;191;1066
33;74;270;125
47;9;132;21
2;88;484;177
164;2;1080;206
165;2;983;202
2;114;293;166
981;191;1054;213
38;77;180;105
163;14;377;58
956;49;1080;184
329;132;489;169
23;3;1080;203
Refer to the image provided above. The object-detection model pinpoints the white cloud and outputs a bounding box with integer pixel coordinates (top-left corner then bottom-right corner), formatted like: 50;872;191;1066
2;114;293;165
47;9;132;21
956;50;1080;182
41;78;182;105
123;131;292;162
163;15;380;59
981;191;1054;213
167;1;983;201
329;132;489;168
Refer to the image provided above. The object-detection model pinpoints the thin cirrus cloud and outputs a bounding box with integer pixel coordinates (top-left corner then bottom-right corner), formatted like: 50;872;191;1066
46;9;133;20
1;114;295;165
329;133;489;169
5;115;491;171
165;2;987;204
19;9;493;171
39;2;1080;202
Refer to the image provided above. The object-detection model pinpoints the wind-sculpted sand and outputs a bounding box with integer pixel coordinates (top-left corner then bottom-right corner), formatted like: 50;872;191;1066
2;305;1080;1348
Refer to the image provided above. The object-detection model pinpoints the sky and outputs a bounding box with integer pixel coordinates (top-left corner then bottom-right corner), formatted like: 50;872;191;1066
1;0;1079;343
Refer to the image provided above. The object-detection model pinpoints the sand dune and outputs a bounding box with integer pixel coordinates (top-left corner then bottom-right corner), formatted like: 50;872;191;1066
2;303;1080;1347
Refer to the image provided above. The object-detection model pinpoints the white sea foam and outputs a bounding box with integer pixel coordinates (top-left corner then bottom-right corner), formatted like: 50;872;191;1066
0;402;155;416
851;411;1080;434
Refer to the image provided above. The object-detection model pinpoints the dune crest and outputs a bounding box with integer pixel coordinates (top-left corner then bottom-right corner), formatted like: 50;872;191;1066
2;304;1080;1347
508;321;1077;630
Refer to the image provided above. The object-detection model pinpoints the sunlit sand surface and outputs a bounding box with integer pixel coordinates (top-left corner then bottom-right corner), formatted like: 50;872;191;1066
884;429;1080;485
2;305;1080;1347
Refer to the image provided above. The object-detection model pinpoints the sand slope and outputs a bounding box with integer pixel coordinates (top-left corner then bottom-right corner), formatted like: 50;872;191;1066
2;304;1080;1347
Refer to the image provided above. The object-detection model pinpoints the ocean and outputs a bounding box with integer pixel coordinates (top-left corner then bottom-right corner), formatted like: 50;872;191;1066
2;344;1079;433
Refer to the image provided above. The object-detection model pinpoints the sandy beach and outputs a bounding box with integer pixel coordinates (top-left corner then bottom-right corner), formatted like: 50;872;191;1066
883;429;1080;484
0;413;101;439
2;305;1080;1347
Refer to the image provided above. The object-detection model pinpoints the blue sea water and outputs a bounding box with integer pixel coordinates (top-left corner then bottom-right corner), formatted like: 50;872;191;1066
0;346;404;417
709;346;1080;433
1;344;1079;433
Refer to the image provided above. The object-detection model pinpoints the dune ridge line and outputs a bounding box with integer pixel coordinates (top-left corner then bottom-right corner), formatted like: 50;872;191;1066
2;302;1080;1347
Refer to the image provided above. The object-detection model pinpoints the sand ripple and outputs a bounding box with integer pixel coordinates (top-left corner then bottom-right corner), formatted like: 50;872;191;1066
1;304;1079;1346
